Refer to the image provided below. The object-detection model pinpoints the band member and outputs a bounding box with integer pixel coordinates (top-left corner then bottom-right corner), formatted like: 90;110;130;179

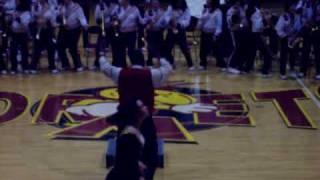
246;1;273;76
110;0;145;68
275;3;295;79
312;1;320;80
100;50;173;180
56;0;88;72
30;0;59;74
226;0;248;74
106;100;148;180
164;0;195;70
198;0;225;70
94;0;119;68
74;0;89;49
9;0;32;74
263;8;279;60
145;0;172;66
296;0;313;78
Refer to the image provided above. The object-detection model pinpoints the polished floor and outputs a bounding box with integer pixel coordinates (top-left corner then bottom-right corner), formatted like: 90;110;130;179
0;55;320;180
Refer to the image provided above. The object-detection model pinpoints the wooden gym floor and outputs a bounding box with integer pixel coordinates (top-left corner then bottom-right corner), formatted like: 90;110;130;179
0;52;320;180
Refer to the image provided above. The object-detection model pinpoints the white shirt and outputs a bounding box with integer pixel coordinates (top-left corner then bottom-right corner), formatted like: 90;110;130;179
171;9;191;29
118;5;145;32
94;3;119;27
11;11;32;33
59;2;88;30
251;8;264;33
99;57;173;88
144;6;172;31
275;13;293;38
226;5;247;29
31;2;57;27
197;8;223;36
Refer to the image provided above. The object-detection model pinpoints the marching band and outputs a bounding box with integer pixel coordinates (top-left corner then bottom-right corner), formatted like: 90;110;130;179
1;0;320;80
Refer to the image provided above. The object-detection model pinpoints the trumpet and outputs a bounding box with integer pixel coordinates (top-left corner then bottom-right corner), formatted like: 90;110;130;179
288;35;303;49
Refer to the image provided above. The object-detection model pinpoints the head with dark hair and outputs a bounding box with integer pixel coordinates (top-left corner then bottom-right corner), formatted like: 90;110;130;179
16;0;31;11
207;0;219;9
110;99;148;132
130;49;145;66
172;0;188;11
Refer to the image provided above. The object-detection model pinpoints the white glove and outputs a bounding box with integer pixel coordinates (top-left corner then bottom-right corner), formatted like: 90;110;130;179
66;102;119;117
172;103;217;114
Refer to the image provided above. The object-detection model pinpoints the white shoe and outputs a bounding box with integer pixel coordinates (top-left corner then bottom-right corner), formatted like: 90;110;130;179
228;68;240;74
10;71;16;75
23;70;30;74
30;70;38;75
188;66;196;71
315;74;320;80
297;72;305;78
220;68;227;72
51;69;59;74
1;70;7;75
76;67;84;72
280;75;287;80
198;66;206;71
260;73;272;78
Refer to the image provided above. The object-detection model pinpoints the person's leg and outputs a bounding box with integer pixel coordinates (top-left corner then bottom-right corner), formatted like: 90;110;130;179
30;37;43;71
46;30;57;71
111;33;127;67
9;34;18;72
127;31;138;65
199;32;211;68
214;35;226;69
178;30;194;68
279;37;288;76
68;28;83;69
57;29;70;69
20;33;30;71
244;32;257;72
140;116;158;180
164;30;176;66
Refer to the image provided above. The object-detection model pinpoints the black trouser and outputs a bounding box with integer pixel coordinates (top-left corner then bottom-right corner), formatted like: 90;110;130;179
264;27;279;56
0;50;5;70
199;32;226;68
300;28;312;75
10;32;29;71
95;27;112;67
246;32;272;74
164;29;193;67
57;28;83;69
228;30;247;70
146;30;164;66
78;0;89;48
30;28;56;70
279;37;296;75
312;29;320;75
140;116;158;180
111;31;137;68
137;24;145;49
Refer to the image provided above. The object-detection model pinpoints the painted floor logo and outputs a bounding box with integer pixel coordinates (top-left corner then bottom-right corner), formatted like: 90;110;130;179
30;86;254;143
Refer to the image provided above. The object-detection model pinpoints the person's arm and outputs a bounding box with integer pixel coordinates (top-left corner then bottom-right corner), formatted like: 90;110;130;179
179;9;191;29
99;56;121;84
151;58;173;87
214;10;223;36
275;15;285;38
77;5;88;29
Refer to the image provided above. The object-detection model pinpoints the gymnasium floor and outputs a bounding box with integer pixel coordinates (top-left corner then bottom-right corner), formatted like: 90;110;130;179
1;54;320;180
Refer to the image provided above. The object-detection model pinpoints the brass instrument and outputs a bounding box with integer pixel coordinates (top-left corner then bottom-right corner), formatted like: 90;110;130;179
99;2;106;37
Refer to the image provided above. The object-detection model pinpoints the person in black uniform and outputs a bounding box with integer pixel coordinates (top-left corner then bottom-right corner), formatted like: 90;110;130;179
110;0;144;67
312;1;320;80
30;0;59;74
9;0;32;74
164;0;195;70
74;0;89;49
106;100;149;180
94;0;119;68
56;0;88;72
